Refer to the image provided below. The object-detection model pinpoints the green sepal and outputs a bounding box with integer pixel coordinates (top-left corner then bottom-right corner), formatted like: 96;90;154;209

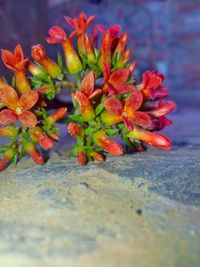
105;129;119;135
95;103;104;116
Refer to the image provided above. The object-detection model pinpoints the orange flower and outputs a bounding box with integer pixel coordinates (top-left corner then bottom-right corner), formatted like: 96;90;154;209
0;85;38;128
65;12;96;35
1;45;31;93
46;26;82;74
102;89;152;130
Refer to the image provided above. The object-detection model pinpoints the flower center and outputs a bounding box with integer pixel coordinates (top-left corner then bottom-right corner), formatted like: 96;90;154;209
15;107;23;115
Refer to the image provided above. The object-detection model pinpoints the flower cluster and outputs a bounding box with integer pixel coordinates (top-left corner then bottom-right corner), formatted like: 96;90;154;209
0;12;176;170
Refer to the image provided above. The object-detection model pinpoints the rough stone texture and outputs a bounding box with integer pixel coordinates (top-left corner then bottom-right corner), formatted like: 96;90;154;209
0;109;200;267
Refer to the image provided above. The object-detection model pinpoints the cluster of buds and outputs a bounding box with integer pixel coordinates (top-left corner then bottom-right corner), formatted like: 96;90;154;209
0;12;176;171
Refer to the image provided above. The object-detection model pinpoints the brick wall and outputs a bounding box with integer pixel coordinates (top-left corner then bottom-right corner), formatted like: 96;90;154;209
48;0;200;106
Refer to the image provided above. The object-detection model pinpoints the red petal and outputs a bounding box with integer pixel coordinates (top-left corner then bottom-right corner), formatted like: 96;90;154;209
20;91;38;111
104;98;123;115
47;26;66;43
86;15;96;27
109;25;121;38
64;16;76;28
103;62;111;82
81;71;95;97
128;60;137;73
122;116;134;131
116;84;135;95
19;111;37;128
14;44;24;62
1;49;17;71
107;83;118;95
0;109;17;124
148;100;176;117
0;85;19;110
130;111;152;128
88;89;102;99
109;69;130;86
124;89;143;115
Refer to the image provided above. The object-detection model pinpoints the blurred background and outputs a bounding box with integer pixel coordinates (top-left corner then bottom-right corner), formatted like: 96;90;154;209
0;0;200;108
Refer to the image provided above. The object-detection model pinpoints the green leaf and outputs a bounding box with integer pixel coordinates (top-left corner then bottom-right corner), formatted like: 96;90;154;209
68;114;83;123
84;127;97;136
68;148;77;157
95;104;104;116
12;153;18;165
105;129;119;135
57;52;63;69
42;108;48;121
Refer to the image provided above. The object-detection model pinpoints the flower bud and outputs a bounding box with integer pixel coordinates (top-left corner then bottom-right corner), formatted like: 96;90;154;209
15;71;31;94
116;49;131;68
113;32;128;56
90;152;105;162
93;130;123;155
68;123;84;138
28;61;47;78
73;92;95;122
77;149;87;165
62;40;82;74
84;35;96;64
30;127;54;150
46;108;67;124
0;148;15;171
128;60;137;74
0;125;18;138
127;126;171;150
31;45;62;78
24;141;44;165
100;32;112;65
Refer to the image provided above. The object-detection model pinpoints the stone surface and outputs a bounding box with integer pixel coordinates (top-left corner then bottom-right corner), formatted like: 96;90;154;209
0;109;200;267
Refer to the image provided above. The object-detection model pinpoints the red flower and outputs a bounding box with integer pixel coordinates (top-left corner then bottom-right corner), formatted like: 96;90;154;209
140;70;168;100
102;62;134;95
1;44;28;72
0;85;38;128
103;89;152;130
65;12;96;35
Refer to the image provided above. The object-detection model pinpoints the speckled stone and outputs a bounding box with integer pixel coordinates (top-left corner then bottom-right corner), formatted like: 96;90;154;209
0;129;200;267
